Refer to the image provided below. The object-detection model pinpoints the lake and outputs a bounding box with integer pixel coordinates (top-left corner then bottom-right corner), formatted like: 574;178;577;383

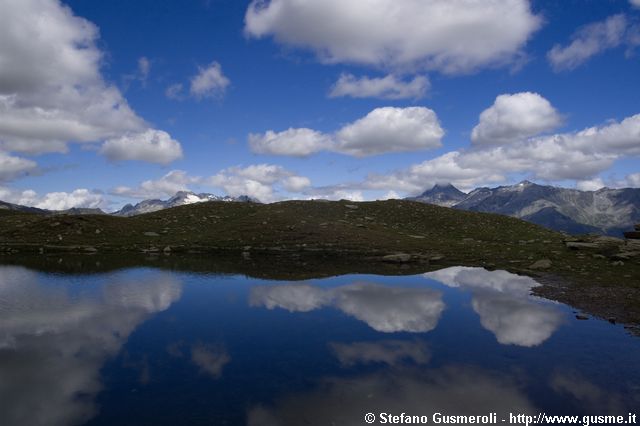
1;262;639;425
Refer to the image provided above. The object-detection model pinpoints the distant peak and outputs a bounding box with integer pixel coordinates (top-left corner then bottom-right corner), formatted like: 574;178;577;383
433;182;454;189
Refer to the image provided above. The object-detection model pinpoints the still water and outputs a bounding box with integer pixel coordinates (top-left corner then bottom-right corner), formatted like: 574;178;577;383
0;264;639;425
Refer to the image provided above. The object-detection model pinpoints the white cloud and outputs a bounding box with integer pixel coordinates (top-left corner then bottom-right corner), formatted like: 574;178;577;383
111;170;198;199
0;151;38;182
33;189;106;211
138;57;151;81
207;164;311;202
329;74;429;100
471;92;562;145
300;185;366;201
576;178;606;191
283;175;312;192
365;107;640;193
336;107;444;156
245;0;541;74
632;0;640;7
624;173;640;187
249;128;333;157
100;130;183;165
165;83;184;100
250;107;444;158
190;61;230;99
0;186;107;210
0;0;180;162
547;15;627;71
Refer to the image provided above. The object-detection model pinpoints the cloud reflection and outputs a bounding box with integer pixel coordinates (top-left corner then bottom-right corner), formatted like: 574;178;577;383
250;282;444;333
425;267;564;347
0;266;183;426
191;343;231;378
247;365;536;426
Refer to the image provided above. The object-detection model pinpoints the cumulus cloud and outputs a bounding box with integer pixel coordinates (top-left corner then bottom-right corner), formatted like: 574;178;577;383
248;128;333;157
547;15;628;71
207;164;311;202
329;74;429;100
0;152;38;182
304;187;365;202
624;173;640;187
576;178;606;191
0;0;181;162
0;187;107;210
190;62;230;99
471;92;563;145
365;110;640;193
100;130;183;164
111;170;199;199
250;107;444;157
336;107;444;156
245;0;541;74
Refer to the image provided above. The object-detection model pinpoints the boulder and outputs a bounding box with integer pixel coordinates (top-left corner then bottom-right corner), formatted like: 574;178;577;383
565;242;599;250
624;231;640;240
529;259;552;269
382;253;412;263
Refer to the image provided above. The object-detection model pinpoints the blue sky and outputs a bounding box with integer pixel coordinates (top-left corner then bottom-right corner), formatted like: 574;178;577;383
0;0;639;210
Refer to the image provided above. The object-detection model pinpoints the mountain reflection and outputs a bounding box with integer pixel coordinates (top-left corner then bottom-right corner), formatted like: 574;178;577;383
249;281;445;333
0;266;183;426
247;364;536;426
330;339;430;367
425;267;565;346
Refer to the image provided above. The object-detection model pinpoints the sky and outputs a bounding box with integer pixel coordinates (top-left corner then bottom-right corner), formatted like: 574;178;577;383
0;0;639;211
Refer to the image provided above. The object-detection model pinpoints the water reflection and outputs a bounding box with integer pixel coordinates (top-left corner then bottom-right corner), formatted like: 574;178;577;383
0;266;183;426
190;343;231;379
247;364;536;426
250;281;445;333
330;339;430;367
425;267;565;346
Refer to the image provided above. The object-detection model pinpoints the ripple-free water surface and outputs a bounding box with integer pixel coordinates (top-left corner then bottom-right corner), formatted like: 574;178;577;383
0;265;638;425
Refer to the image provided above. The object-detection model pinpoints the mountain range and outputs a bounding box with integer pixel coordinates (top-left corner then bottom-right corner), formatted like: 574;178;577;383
113;191;257;216
0;192;257;217
407;181;640;236
2;184;639;236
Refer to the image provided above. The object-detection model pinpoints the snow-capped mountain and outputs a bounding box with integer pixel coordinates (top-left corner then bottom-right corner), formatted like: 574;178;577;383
407;181;640;236
112;191;258;217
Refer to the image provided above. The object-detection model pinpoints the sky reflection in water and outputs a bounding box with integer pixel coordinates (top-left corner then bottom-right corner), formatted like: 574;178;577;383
0;265;638;426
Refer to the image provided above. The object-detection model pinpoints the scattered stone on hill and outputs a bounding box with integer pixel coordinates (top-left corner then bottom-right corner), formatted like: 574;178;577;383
529;259;552;269
382;253;412;263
